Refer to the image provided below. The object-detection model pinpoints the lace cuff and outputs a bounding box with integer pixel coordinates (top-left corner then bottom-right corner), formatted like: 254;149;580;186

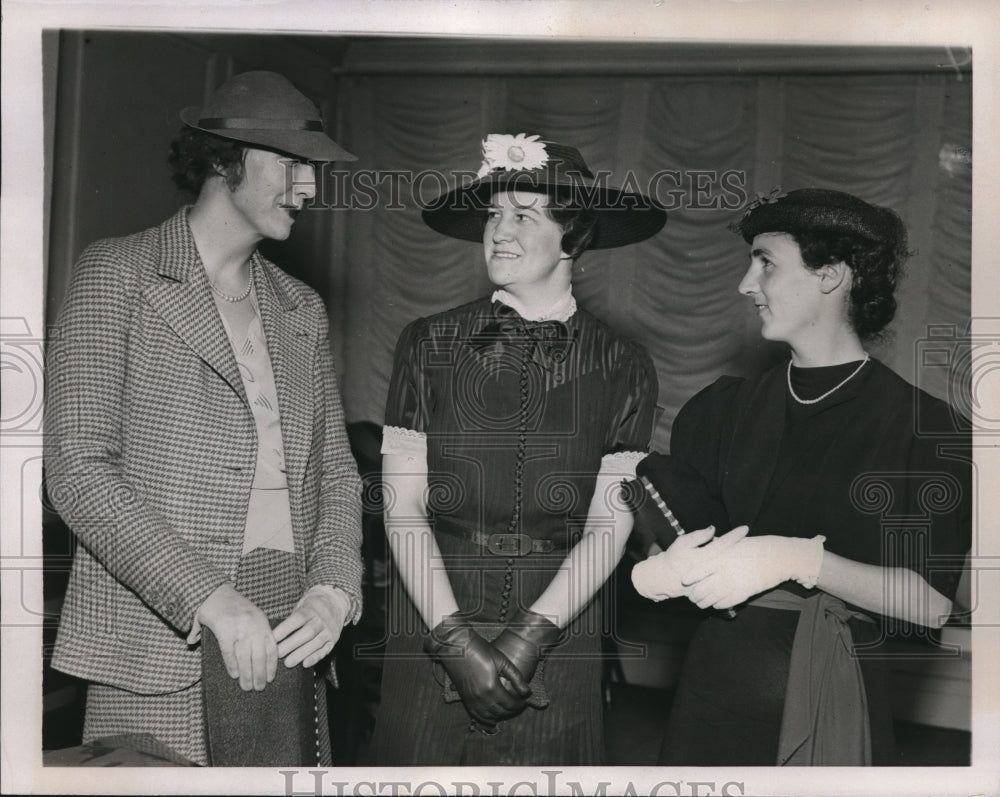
600;450;646;479
381;425;428;459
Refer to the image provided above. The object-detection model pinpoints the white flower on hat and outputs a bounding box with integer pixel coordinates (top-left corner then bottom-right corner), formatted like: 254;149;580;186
476;133;548;178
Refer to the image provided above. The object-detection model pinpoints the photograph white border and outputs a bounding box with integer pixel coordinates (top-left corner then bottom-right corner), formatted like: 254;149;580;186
3;1;998;795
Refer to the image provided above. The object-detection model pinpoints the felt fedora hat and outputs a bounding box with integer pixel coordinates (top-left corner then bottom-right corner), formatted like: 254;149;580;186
180;71;356;162
422;134;666;250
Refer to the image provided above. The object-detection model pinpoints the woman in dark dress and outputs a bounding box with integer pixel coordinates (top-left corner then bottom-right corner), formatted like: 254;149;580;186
369;134;665;765
631;188;971;765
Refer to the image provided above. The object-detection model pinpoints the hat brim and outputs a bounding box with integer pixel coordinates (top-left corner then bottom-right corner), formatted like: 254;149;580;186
180;107;357;162
735;205;878;244
422;171;666;250
734;189;903;246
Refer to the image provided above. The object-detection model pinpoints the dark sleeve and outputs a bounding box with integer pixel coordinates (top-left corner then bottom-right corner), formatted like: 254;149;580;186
670;375;745;491
603;340;658;455
905;394;972;602
630;376;743;547
383;317;432;433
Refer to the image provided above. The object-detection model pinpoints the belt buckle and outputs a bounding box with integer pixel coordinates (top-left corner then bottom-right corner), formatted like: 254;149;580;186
487;533;531;556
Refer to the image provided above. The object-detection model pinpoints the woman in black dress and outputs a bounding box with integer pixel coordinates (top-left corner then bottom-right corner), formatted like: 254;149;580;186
369;134;665;765
632;188;971;765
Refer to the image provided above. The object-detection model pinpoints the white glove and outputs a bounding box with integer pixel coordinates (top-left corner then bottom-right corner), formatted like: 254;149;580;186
685;534;826;610
631;525;749;602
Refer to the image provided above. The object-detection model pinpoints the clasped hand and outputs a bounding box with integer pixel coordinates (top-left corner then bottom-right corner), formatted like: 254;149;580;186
425;616;531;727
631;525;749;602
194;583;349;692
683;533;825;609
631;527;826;610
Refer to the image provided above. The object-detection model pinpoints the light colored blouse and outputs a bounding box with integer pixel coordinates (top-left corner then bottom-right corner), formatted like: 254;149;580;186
214;288;294;555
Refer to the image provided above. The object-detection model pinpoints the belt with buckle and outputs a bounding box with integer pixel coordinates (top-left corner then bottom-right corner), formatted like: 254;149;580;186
470;531;555;556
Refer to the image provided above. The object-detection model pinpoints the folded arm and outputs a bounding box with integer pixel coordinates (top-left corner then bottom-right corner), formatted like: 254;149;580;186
816;551;952;628
684;533;954;627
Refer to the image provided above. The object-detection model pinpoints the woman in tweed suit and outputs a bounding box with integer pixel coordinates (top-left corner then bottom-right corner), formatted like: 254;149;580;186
44;72;363;766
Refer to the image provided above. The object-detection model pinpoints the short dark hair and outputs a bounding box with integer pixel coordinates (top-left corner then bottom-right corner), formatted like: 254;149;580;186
545;200;598;260
168;127;247;196
735;189;910;341
792;229;909;341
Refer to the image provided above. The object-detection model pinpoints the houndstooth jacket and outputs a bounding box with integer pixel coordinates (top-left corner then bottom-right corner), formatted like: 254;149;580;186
45;208;363;694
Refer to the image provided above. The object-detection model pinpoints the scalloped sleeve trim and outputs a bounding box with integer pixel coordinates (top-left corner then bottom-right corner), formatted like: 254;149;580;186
381;425;428;459
600;450;646;479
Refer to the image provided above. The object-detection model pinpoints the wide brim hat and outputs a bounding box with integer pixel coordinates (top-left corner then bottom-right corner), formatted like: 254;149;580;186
733;187;906;250
180;71;356;163
422;134;666;250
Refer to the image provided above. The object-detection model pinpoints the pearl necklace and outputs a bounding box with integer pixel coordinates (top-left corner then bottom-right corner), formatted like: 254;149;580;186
209;269;253;303
787;354;870;405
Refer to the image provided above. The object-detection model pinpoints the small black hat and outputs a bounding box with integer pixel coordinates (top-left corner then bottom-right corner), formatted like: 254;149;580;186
734;187;905;250
422;133;666;250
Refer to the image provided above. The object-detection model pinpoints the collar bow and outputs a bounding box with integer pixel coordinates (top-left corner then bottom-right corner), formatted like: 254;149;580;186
471;302;576;367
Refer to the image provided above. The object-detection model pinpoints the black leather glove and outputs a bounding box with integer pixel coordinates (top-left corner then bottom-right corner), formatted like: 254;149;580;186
491;608;563;684
424;614;531;727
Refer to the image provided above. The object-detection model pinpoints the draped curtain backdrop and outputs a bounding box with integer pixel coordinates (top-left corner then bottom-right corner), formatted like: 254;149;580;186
39;36;975;747
333;63;971;450
44;35;972;451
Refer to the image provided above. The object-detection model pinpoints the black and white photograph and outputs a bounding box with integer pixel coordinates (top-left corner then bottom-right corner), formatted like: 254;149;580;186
2;1;998;795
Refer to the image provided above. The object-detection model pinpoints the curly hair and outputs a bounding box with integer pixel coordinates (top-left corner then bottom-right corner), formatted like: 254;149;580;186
168;127;247;196
793;227;910;341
